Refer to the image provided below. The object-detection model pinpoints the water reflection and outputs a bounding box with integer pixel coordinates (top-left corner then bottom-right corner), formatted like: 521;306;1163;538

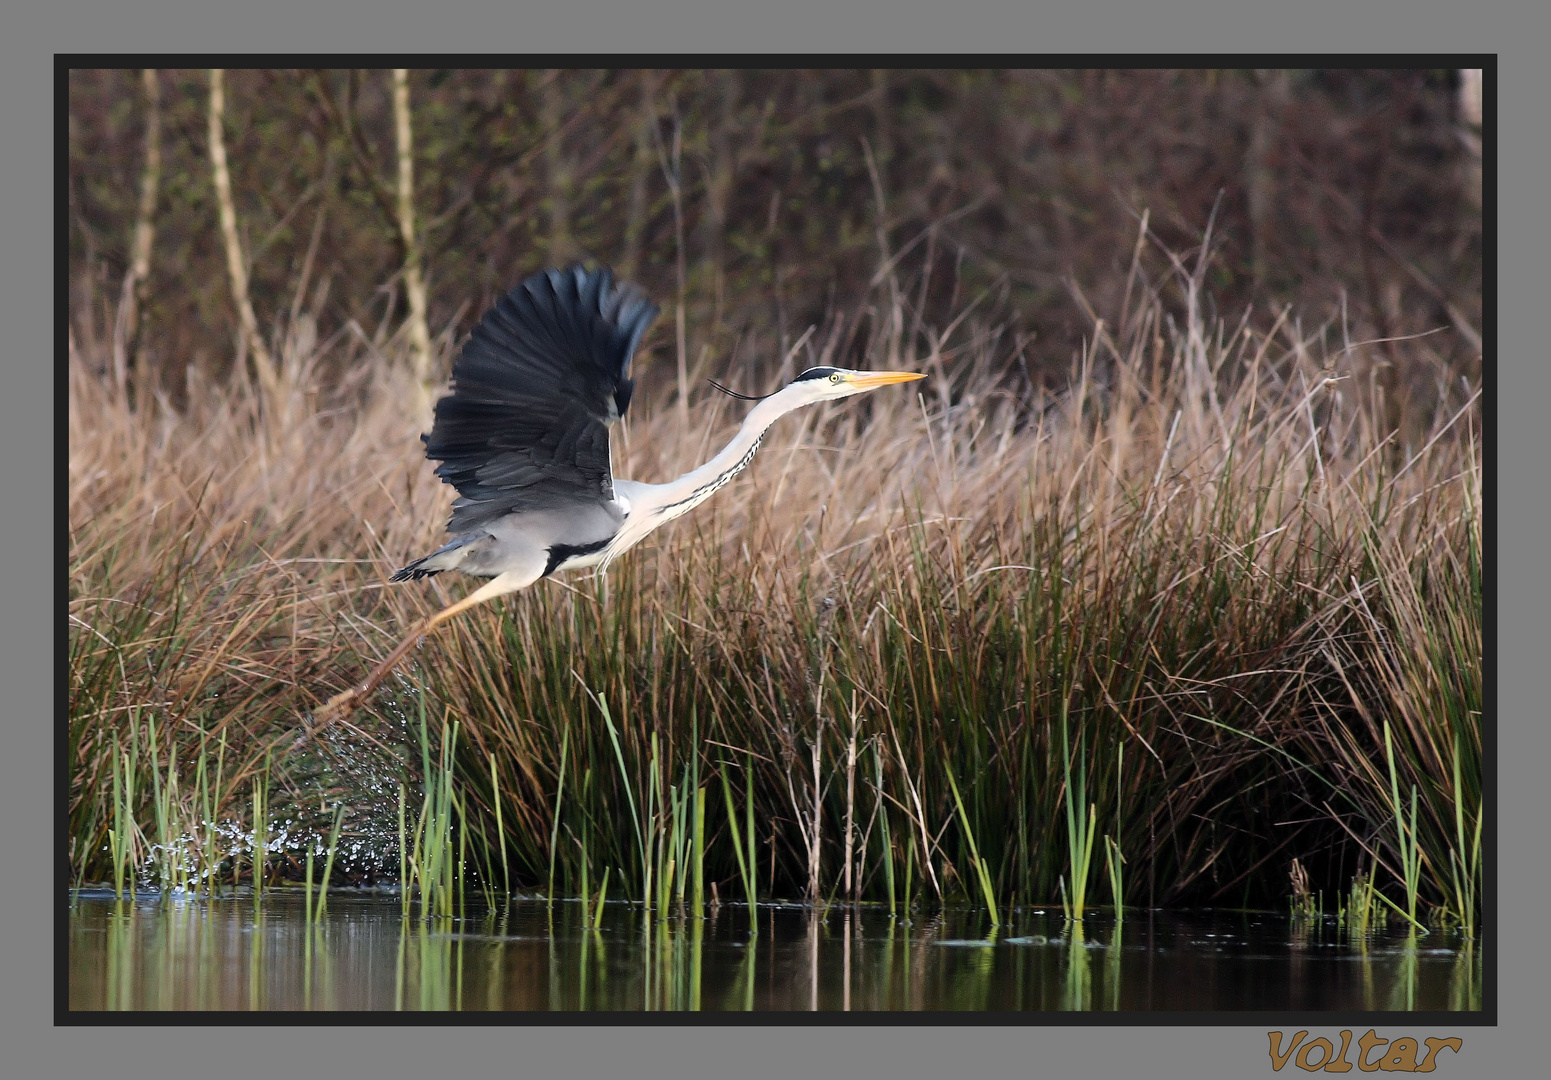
68;892;1483;1012
1063;925;1090;1011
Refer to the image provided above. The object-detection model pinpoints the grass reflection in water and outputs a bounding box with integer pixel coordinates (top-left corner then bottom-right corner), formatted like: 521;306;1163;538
69;892;1481;1013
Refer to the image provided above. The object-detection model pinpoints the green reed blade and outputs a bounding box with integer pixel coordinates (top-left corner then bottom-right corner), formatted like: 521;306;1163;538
746;751;757;912
490;752;509;900
598;698;646;895
693;784;706;916
1105;835;1124;921
581;766;593;925
548;722;570;903
316;801;345;920
945;760;998;924
593;866;611;930
398;783;410;919
719;760;752;909
875;744;896;917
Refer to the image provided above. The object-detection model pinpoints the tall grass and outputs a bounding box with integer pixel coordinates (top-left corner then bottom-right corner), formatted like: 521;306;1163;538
68;236;1481;926
718;751;759;918
1057;698;1098;923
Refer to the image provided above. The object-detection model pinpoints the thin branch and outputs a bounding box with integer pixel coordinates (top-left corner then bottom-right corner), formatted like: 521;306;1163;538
207;70;281;406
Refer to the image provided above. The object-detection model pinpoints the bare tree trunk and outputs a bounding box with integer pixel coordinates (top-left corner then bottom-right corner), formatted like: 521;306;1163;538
208;69;281;406
542;70;573;263
1457;68;1482;211
113;68;161;403
1458;67;1483;128
620;70;659;284
393;69;435;392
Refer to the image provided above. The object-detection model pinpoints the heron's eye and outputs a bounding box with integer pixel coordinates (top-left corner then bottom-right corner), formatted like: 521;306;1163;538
829;373;842;384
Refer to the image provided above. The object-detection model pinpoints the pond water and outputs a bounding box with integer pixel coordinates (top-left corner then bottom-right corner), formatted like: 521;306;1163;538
67;891;1482;1012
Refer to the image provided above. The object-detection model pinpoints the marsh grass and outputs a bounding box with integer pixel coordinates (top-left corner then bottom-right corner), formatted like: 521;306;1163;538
313;801;345;920
1339;866;1387;936
946;760;999;925
1057;699;1099;923
1104;743;1125;919
68;234;1481;926
718;751;759;920
403;712;463;919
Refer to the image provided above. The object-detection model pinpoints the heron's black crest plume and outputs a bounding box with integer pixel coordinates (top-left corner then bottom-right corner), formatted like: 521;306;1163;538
707;378;770;402
793;366;842;382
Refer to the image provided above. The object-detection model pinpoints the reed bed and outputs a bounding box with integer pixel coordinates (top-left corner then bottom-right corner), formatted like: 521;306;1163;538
67;245;1481;930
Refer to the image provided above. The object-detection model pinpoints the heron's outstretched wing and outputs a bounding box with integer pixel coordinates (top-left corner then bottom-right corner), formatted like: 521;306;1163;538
424;266;658;534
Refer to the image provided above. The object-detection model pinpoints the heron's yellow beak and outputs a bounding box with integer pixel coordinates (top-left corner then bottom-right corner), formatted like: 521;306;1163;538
848;370;927;390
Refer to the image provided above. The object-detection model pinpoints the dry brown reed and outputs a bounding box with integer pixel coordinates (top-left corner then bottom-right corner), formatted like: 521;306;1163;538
68;243;1480;922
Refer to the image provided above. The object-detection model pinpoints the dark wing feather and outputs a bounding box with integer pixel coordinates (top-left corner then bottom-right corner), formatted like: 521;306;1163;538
424;266;657;533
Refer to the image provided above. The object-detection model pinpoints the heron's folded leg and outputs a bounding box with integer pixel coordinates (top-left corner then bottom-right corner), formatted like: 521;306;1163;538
308;566;539;732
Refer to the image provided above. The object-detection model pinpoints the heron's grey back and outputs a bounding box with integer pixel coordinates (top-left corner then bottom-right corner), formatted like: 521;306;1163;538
424;266;658;534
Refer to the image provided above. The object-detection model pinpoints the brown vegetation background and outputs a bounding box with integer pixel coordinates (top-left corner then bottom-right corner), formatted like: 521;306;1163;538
69;68;1482;430
66;67;1484;912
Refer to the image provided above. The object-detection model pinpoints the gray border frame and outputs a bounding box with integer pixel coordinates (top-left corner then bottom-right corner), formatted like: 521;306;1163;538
23;2;1543;1078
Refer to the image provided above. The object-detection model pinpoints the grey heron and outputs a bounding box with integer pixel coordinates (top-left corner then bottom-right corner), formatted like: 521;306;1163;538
311;265;924;726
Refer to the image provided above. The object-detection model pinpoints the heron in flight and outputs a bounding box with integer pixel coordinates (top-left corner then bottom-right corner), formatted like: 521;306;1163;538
312;265;924;726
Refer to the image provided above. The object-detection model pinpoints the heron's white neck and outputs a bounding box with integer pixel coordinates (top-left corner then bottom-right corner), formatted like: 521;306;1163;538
632;385;819;526
600;385;826;571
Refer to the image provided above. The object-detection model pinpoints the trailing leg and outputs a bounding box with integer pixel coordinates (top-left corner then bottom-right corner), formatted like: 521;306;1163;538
306;567;537;735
